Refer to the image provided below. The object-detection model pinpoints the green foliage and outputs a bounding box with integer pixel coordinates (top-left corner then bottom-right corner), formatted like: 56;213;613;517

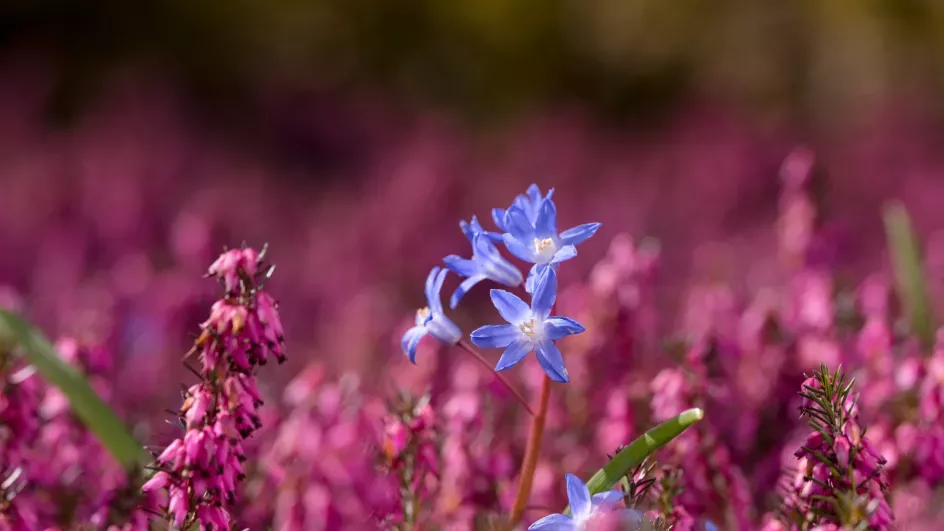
883;202;935;350
563;408;703;515
0;309;149;471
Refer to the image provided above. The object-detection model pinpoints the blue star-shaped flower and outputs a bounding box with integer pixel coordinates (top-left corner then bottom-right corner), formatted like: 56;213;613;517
501;197;601;292
400;267;463;363
491;183;555;233
529;474;643;530
469;267;583;382
444;217;524;309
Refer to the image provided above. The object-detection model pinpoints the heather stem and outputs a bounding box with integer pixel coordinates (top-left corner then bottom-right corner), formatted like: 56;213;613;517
401;448;417;530
457;340;535;417
507;374;551;529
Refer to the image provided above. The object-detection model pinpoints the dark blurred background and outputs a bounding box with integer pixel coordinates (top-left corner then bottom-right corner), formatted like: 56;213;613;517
5;1;944;135
4;1;944;400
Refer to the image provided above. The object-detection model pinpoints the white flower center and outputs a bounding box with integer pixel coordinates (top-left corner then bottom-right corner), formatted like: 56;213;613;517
518;317;542;339
533;237;556;255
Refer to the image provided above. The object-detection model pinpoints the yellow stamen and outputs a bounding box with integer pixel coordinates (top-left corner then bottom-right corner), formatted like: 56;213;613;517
416;307;431;321
533;237;555;253
519;318;539;337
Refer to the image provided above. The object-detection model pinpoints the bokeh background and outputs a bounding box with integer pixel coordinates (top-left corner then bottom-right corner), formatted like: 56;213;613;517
3;3;944;527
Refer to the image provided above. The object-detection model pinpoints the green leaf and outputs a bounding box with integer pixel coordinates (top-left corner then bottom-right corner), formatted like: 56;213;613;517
883;202;935;349
563;408;704;515
0;309;150;470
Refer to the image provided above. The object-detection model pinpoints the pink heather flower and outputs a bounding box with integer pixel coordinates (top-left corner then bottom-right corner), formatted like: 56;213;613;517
791;368;893;529
382;419;409;460
913;329;944;482
144;247;284;529
0;365;40;473
3;337;147;529
207;247;259;295
261;373;398;530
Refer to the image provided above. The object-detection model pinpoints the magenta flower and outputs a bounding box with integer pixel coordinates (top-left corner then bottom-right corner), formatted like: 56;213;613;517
143;246;284;530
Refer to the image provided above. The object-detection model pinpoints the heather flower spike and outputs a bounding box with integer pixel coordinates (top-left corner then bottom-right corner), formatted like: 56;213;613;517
401;266;463;363
501;195;601;292
470;267;584;382
529;473;643;530
143;246;285;530
444;221;524;308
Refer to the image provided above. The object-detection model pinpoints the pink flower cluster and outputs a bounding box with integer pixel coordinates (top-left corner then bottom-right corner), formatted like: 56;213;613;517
1;328;150;530
254;367;398;530
142;247;285;530
915;335;944;482
783;372;893;529
0;359;41;530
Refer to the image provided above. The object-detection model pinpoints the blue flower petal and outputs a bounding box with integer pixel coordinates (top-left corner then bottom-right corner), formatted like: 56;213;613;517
526;183;542;202
502;233;534;262
531;267;558;321
559;222;601;246
528;514;575;531
565;474;592;521
495;337;531;371
536;339;569;382
426;314;462;345
425;267;449;315
470;324;519;349
544;317;585;340
704;521;719;531
474;236;524;286
534;199;558;240
524;264;540;293
505;206;535;242
492;208;508;232
550;245;577;264
424;267;440;309
486;231;504;243
401;326;428;364
490;289;531;323
443;255;479;278
459;219;472;241
590;490;624;511
426;313;462;345
450;274;486;309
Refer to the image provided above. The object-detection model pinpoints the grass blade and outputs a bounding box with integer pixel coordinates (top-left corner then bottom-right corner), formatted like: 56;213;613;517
563;408;704;515
883;202;934;349
0;309;149;470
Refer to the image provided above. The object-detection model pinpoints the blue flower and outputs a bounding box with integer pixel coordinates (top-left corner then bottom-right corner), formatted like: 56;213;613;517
469;268;583;382
491;183;554;233
459;215;503;244
501;196;601;292
444;221;524;309
400;267;463;363
528;474;644;530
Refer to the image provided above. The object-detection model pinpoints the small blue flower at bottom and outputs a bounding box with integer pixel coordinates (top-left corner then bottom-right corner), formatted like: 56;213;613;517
529;474;644;530
469;267;583;382
401;267;462;363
